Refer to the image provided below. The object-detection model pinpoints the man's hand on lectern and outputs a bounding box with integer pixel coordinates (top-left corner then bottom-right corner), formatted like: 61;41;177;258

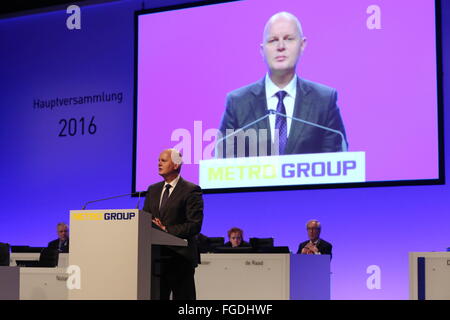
152;217;167;232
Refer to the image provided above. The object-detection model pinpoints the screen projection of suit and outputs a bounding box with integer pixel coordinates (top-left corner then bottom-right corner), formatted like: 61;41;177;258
135;0;440;192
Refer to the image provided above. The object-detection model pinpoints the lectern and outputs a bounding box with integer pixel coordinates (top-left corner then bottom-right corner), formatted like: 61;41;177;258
68;209;186;300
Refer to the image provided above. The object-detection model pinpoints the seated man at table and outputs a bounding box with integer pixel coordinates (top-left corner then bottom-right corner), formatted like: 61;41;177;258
224;227;251;248
47;222;70;253
297;219;332;258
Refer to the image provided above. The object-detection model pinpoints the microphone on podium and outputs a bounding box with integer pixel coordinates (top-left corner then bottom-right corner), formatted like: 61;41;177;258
81;191;147;210
215;111;272;158
215;109;348;157
267;109;348;152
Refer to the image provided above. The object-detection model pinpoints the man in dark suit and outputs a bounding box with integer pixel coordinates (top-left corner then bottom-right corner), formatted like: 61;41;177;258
218;12;347;158
297;219;332;258
47;222;69;253
143;149;203;300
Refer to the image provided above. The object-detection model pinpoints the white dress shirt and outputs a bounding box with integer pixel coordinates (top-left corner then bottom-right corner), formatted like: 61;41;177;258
265;74;298;141
159;174;180;208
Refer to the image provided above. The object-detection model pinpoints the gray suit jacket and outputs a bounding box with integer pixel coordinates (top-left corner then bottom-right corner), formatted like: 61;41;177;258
218;77;347;157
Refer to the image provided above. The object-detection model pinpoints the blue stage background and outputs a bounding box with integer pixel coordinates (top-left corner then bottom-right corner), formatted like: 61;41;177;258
0;0;448;299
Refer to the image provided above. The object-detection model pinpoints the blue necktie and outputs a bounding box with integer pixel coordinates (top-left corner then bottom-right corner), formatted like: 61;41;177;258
275;91;288;155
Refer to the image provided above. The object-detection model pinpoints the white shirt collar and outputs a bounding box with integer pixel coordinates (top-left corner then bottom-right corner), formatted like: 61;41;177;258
265;73;297;100
164;174;181;190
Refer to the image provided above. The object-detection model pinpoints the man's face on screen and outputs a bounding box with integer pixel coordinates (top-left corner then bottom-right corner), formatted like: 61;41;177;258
262;16;305;76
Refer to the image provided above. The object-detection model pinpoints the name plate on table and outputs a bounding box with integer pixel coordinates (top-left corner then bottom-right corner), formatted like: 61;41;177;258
199;152;365;189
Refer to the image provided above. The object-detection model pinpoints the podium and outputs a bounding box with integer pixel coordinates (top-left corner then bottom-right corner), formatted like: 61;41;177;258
68;209;186;300
290;254;330;300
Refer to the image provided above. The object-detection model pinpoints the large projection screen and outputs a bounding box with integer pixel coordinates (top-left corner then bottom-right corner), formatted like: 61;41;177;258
134;0;442;193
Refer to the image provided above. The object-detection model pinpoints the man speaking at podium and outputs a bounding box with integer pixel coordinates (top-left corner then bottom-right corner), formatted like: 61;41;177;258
218;12;347;157
143;149;204;300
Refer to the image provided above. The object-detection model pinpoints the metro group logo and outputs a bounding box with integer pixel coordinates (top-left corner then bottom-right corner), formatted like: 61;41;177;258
206;160;358;181
208;164;277;181
199;152;366;189
73;212;136;221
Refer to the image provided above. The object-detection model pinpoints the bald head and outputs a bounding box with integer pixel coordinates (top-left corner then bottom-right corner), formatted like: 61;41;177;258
263;12;304;44
261;12;307;82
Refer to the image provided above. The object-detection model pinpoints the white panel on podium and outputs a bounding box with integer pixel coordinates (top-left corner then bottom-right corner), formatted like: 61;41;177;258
69;209;149;300
68;209;186;300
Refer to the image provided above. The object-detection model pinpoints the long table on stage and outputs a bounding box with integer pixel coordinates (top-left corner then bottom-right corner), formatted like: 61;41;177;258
6;252;330;300
409;252;450;300
7;253;69;300
196;253;330;300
